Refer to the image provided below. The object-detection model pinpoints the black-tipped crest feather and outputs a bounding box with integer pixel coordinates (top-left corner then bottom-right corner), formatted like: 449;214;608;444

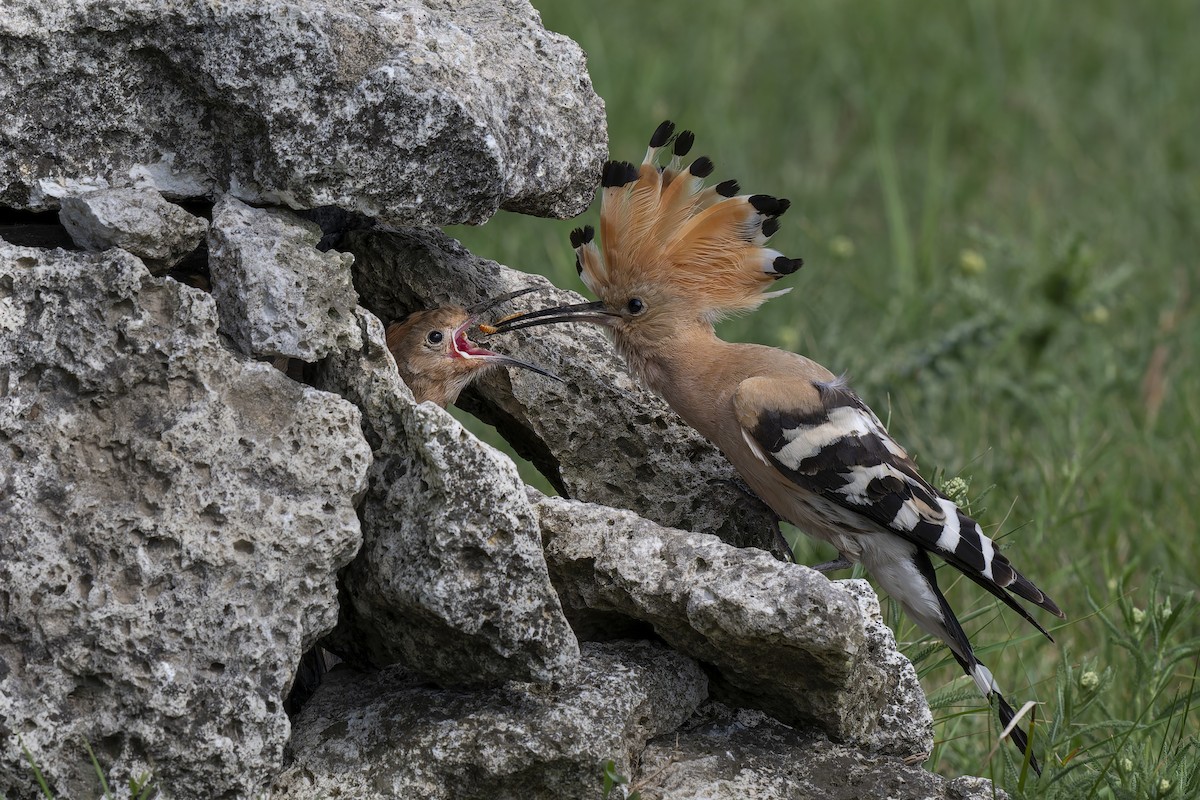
601;160;640;188
715;179;740;197
649;120;675;148
674;130;695;157
689;156;715;178
750;194;790;216
772;256;803;275
570;225;595;249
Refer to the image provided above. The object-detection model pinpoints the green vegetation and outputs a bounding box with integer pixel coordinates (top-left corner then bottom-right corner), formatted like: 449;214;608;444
448;1;1199;795
17;737;155;800
602;758;641;799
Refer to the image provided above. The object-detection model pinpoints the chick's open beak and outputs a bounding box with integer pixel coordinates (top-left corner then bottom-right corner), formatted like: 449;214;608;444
451;317;564;384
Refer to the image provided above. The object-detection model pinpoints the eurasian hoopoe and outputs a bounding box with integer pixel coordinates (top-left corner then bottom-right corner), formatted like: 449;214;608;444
386;288;560;408
485;120;1064;774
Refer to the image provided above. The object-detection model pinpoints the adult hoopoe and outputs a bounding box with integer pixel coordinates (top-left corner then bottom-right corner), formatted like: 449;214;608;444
386;288;561;407
485;120;1064;773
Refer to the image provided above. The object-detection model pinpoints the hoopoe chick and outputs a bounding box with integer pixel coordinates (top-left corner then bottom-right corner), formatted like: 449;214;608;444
386;288;560;408
487;120;1064;774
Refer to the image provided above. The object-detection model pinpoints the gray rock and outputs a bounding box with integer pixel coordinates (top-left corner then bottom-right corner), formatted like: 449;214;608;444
842;578;935;757
0;0;605;225
208;196;362;360
57;187;208;273
536;497;930;755
636;703;1002;800
343;226;785;554
314;308;578;686
271;640;708;800
0;242;371;798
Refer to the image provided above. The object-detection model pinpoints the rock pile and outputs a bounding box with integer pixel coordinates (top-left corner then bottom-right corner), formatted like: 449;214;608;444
1;1;999;798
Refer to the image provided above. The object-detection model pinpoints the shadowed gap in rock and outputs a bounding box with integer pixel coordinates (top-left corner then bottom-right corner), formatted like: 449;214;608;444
0;202;216;291
0;207;79;249
455;386;568;497
166;200;215;290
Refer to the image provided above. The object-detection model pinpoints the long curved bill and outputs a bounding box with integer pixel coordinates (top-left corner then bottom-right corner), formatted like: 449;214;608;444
479;300;618;335
452;317;565;384
465;286;550;317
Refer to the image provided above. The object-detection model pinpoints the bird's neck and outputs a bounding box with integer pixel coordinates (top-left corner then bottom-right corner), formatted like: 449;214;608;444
614;321;745;442
404;367;479;408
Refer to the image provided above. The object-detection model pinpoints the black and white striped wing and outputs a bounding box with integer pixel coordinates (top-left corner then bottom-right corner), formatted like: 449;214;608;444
734;375;1063;627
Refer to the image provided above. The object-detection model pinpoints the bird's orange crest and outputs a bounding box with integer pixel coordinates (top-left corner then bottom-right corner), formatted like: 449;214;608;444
573;120;803;321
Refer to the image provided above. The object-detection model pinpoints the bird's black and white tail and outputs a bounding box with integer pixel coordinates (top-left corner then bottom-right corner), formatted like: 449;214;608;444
751;372;1060;773
910;550;1043;775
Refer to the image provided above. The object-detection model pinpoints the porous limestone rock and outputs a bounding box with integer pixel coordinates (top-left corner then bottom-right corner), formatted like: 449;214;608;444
636;704;1002;800
314;308;578;686
57;187;208;273
842;578;936;757
0;0;605;225
208;196;362;360
271;641;707;800
0;242;371;798
343;226;786;555
535;496;932;757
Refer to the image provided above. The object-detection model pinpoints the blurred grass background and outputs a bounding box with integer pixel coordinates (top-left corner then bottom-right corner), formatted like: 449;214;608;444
447;1;1198;795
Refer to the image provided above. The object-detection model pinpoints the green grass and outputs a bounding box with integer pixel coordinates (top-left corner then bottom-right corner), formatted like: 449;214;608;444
15;737;156;800
447;1;1200;794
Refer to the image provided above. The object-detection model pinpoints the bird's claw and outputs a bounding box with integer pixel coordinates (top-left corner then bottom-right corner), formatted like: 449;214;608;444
809;555;854;574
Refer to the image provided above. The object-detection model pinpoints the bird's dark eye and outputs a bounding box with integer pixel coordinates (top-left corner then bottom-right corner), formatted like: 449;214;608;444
426;330;444;345
627;298;645;315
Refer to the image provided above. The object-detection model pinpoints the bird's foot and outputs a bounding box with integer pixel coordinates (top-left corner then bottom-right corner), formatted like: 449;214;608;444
809;555;853;573
706;475;758;502
771;521;795;564
706;478;793;563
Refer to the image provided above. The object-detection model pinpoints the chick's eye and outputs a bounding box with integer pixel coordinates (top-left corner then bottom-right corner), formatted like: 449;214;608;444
627;298;645;315
426;330;444;345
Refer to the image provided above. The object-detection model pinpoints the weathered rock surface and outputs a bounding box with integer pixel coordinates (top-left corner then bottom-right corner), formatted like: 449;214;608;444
314;308;578;685
535;496;931;756
208;196;362;360
0;3;977;790
0;242;371;798
271;640;707;800
636;704;1001;800
0;0;605;225
841;578;936;757
343;226;785;554
57;187;208;273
